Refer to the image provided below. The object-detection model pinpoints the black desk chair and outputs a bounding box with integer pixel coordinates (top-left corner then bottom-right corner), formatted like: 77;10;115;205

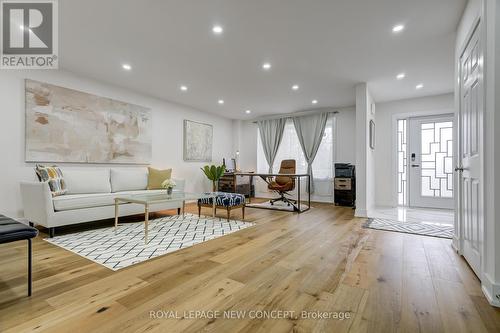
0;215;38;296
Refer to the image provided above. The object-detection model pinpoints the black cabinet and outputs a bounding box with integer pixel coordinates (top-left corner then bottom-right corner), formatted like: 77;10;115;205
334;164;355;207
218;173;255;198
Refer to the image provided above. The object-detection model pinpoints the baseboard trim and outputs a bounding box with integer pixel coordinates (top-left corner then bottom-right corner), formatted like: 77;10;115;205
482;272;500;307
355;209;367;218
451;236;461;254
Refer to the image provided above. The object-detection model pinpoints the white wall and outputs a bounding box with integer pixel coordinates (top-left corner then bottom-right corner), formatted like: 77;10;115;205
374;93;455;207
335;107;357;164
355;83;375;217
0;70;234;218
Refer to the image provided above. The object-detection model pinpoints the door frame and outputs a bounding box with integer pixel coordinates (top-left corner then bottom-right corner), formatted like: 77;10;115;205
407;114;455;209
391;109;456;208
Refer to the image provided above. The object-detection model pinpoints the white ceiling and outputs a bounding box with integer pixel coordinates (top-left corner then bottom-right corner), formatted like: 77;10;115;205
59;0;466;119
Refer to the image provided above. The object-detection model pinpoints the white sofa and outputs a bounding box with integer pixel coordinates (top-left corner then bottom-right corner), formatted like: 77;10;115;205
20;168;185;237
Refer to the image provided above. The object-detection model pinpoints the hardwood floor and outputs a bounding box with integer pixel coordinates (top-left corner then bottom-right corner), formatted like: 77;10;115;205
0;202;499;332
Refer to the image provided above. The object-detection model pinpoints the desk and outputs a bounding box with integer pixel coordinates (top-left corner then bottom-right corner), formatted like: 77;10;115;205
235;172;311;213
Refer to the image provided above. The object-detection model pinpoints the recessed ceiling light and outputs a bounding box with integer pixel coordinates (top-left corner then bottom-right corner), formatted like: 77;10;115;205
416;83;424;89
262;62;272;70
312;100;318;104
392;24;405;33
245;110;251;114
396;73;406;80
122;64;132;71
180;85;188;91
212;25;223;34
292;84;299;90
218;99;225;104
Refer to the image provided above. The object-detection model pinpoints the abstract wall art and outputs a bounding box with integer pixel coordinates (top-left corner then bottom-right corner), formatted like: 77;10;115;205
25;79;152;164
183;120;213;162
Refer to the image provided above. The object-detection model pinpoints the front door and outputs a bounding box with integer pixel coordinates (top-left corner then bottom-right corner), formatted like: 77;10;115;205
408;115;454;209
459;21;483;277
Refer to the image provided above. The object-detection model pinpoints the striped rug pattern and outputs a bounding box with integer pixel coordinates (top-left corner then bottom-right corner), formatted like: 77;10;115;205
364;218;453;239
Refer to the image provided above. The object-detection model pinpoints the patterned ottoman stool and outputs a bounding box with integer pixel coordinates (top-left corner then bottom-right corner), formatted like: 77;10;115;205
198;192;246;221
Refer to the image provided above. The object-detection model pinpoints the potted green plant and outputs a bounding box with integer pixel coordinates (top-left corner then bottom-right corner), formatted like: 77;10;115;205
201;164;226;192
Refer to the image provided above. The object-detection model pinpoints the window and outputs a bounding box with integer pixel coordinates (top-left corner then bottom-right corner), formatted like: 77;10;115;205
397;119;408;206
257;117;335;180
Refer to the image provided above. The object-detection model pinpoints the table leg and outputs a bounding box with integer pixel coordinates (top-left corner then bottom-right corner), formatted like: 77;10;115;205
182;200;186;218
144;204;149;244
248;175;253;203
308;175;311;211
114;199;119;231
298;176;301;213
28;238;32;296
212;199;216;218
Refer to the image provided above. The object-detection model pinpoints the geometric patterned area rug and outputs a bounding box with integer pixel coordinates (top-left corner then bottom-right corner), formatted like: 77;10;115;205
44;214;254;270
364;218;453;239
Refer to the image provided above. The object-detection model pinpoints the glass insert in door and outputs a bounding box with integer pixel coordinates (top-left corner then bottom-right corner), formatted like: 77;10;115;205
397;119;408;206
420;121;453;198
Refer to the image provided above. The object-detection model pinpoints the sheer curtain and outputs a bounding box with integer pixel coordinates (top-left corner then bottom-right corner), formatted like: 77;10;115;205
257;117;335;180
293;112;329;192
256;118;287;173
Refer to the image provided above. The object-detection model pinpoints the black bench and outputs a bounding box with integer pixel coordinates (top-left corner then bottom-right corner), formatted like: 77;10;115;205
0;215;38;296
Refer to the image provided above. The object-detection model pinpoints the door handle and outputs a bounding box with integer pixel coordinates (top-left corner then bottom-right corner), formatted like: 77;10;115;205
455;166;468;172
411;164;420;167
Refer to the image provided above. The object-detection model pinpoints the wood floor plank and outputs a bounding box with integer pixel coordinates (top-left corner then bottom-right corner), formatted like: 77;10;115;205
0;202;498;333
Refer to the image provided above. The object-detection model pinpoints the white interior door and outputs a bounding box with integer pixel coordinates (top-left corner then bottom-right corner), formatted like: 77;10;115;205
408;115;454;209
459;21;483;277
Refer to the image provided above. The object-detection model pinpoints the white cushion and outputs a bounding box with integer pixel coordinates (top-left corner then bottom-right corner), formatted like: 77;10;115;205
110;168;148;192
52;189;181;211
53;193;115;211
62;169;111;194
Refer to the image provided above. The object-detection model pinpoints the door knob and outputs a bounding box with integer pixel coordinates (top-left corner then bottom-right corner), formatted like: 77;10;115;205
455;166;464;172
411;164;420;167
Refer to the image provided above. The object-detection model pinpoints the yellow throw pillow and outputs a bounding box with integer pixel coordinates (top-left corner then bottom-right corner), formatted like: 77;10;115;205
147;167;172;190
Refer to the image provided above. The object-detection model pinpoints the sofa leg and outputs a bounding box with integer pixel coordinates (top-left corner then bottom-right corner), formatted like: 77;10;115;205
28;238;32;297
198;204;201;217
177;207;181;215
48;227;55;238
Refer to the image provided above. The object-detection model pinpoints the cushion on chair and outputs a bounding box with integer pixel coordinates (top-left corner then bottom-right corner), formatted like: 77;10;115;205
268;181;294;192
268;159;296;191
198;192;245;207
0;215;38;243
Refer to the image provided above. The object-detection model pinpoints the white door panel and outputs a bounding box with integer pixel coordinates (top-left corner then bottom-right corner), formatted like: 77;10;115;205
459;21;483;277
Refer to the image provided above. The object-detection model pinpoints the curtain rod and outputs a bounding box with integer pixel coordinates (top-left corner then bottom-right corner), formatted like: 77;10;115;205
251;109;339;123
